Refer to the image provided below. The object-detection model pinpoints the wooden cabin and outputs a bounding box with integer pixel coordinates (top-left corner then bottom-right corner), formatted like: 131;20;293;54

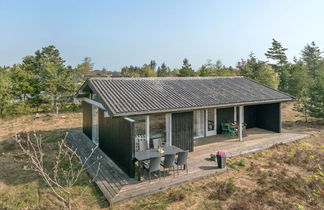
74;77;293;177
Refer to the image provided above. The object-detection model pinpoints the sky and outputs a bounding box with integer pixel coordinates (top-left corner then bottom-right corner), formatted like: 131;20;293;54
1;0;324;71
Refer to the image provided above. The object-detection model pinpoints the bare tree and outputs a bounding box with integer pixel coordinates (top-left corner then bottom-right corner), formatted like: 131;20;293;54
15;132;101;209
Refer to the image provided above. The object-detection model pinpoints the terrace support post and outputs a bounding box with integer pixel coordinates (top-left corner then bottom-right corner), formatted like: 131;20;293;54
239;106;244;141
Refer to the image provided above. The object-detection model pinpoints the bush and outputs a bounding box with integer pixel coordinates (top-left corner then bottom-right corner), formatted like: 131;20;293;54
228;160;245;169
208;178;238;201
168;190;186;202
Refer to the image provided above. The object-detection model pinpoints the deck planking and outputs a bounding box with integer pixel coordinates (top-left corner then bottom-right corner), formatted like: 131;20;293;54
67;128;308;205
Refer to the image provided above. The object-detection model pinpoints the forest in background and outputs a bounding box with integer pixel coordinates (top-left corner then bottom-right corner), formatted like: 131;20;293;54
0;39;323;120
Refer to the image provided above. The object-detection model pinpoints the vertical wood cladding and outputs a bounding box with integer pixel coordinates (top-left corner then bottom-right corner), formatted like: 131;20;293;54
172;112;194;152
82;102;92;139
244;103;281;133
256;103;281;133
244;105;257;129
98;110;135;177
217;108;234;134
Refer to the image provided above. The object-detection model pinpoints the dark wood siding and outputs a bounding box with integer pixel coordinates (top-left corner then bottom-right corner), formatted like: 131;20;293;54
98;110;135;177
217;108;234;134
172;112;193;152
256;103;281;133
244;103;281;133
244;105;257;129
82;102;92;139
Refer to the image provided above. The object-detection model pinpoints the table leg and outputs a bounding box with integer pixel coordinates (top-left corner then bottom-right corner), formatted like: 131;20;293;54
138;160;142;181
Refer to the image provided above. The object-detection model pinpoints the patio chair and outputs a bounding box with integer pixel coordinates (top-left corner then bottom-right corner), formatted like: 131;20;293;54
143;156;161;182
138;140;148;151
221;123;229;135
175;150;189;175
160;154;176;177
228;126;238;137
152;138;162;149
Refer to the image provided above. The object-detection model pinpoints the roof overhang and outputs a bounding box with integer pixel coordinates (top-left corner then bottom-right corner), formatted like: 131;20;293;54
114;98;293;117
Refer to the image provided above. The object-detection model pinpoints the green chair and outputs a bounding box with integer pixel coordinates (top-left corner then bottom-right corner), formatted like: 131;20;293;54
221;123;229;134
228;125;238;137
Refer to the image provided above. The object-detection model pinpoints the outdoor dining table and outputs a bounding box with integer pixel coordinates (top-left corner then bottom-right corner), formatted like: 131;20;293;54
225;122;247;137
134;146;184;181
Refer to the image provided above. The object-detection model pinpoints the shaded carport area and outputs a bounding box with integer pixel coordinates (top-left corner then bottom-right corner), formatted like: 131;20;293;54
244;102;281;133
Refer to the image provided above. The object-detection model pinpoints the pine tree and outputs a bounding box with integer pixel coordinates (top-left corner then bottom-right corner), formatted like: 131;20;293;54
76;57;94;76
149;60;157;71
265;39;288;66
179;58;195;77
238;53;279;89
265;39;289;91
0;68;12;116
301;41;323;79
157;62;171;77
308;70;324;119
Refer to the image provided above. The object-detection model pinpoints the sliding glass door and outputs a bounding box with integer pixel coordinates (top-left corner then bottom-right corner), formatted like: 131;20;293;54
206;108;217;136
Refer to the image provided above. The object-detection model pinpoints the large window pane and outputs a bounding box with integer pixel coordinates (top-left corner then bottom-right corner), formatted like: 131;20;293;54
132;116;146;137
207;108;215;131
194;110;204;138
149;114;166;145
132;116;147;151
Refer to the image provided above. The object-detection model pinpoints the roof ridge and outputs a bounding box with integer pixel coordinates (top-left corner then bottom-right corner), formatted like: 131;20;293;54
89;76;244;80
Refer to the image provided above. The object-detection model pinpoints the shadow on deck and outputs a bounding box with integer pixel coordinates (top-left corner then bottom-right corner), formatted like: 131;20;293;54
67;128;309;205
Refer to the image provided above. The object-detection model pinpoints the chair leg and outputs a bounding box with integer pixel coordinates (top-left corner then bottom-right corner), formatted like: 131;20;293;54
186;164;188;174
149;172;151;183
177;165;179;175
159;170;161;180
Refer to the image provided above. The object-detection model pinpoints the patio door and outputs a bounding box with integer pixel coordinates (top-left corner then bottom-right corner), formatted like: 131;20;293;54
206;108;217;136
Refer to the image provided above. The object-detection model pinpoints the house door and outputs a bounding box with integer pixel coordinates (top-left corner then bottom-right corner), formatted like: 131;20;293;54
92;105;99;145
172;112;194;152
206;108;217;136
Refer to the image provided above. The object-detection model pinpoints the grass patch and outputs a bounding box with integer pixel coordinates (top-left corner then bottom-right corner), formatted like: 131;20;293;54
227;160;245;169
208;178;238;201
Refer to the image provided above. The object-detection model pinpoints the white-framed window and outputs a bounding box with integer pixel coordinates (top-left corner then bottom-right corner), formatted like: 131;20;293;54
206;108;217;136
131;113;172;150
92;105;99;145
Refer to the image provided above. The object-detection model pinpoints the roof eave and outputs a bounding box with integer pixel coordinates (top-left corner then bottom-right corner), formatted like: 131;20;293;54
112;98;293;117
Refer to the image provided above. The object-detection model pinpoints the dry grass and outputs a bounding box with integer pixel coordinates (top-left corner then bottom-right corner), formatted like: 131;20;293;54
0;104;323;209
0;112;109;209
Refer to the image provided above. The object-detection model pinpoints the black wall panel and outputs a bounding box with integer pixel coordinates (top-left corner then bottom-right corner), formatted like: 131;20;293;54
244;105;257;129
256;103;281;132
172;112;194;152
244;103;281;132
82;102;92;139
98;110;135;177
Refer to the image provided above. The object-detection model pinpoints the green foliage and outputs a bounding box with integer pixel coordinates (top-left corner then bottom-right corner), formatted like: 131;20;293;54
210;154;217;161
265;39;290;91
199;59;237;76
227;160;245;169
10;64;34;101
178;58;195;77
76;57;94;76
157;62;171;77
237;53;279;89
301;41;323;79
265;39;288;66
0;68;13;116
308;71;324;119
121;60;157;77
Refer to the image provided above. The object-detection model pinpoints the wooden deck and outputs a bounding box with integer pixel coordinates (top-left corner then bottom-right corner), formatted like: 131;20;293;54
67;128;308;205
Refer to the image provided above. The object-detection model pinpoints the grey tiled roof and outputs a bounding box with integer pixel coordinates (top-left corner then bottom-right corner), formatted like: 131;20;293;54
85;77;293;116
